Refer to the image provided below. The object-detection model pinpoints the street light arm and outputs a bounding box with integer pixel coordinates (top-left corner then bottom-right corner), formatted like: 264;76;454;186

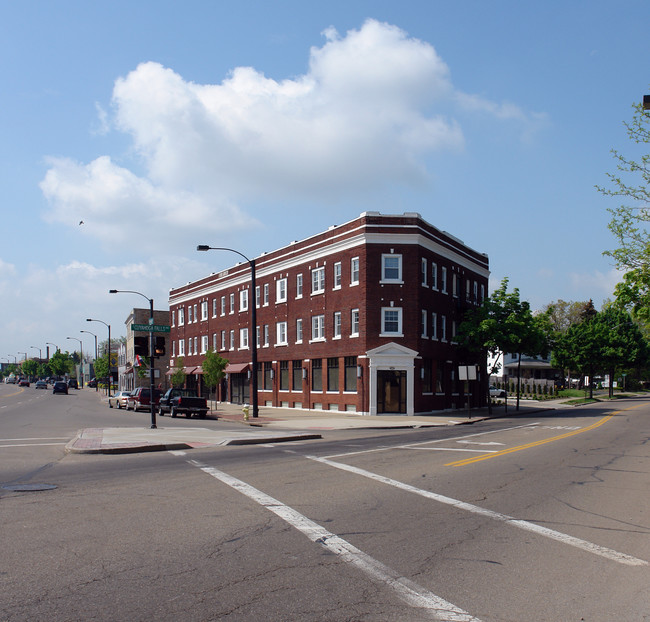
197;245;252;265
109;289;152;303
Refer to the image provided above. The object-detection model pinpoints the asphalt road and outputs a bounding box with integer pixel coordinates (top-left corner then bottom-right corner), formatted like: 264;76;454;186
1;384;649;621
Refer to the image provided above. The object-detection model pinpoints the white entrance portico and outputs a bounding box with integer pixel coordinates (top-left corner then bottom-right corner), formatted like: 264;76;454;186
366;342;418;416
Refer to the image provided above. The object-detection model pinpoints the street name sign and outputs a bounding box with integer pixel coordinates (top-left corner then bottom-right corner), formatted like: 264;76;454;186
131;324;171;333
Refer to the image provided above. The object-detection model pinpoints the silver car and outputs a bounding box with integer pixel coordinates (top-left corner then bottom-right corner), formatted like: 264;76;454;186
108;391;131;409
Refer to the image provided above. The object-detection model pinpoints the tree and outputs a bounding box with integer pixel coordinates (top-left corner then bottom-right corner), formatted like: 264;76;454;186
170;356;186;388
21;359;39;379
597;99;650;270
202;350;228;408
49;351;73;377
543;299;589;334
458;278;551;410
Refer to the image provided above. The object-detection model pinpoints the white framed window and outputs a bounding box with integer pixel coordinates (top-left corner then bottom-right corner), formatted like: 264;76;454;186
296;274;303;298
432;312;438;340
179;339;185;356
201;335;208;354
240;328;249;349
263;325;269;346
171;310;176;327
256;326;261;348
441;267;448;293
311;267;325;294
263;283;269;306
351;309;360;336
229;293;235;314
421;310;428;338
481;283;485;302
351;257;360;285
212;333;217;352
421;258;427;286
212;299;217;318
201;301;208;321
194;336;198;353
333;311;342;338
240;289;249;312
172;340;176;357
381;307;403;336
220;296;226;316
432;263;438;290
296;318;303;343
229;330;235;350
188;305;193;323
333;262;342;289
255;285;261;308
221;330;226;350
311;314;325;341
453;274;459;298
276;321;288;346
381;254;402;282
473;280;478;302
178;307;185;326
276;278;287;303
441;315;447;341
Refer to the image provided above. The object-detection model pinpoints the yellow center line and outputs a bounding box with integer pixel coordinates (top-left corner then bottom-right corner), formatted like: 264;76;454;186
445;403;646;467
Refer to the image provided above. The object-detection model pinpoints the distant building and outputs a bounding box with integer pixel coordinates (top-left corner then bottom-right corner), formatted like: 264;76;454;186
117;307;171;392
168;212;490;415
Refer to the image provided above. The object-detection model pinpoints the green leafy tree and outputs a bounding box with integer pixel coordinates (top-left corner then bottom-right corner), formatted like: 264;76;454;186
202;350;228;408
38;362;52;378
458;278;551;409
21;359;39;379
49;351;74;377
597;98;650;270
170;356;186;388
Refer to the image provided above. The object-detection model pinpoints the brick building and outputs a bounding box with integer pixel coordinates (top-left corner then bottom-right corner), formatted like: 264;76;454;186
168;212;489;415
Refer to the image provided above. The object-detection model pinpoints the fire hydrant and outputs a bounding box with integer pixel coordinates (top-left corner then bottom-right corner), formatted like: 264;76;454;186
242;405;250;421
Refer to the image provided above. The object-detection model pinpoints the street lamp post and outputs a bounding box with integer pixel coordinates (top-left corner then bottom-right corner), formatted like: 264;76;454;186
30;346;42;360
87;318;111;397
109;289;157;429
46;343;59;359
197;245;258;418
66;337;83;388
80;330;98;391
18;352;27;361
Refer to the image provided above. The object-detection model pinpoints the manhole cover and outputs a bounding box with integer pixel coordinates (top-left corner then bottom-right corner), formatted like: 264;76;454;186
2;484;57;492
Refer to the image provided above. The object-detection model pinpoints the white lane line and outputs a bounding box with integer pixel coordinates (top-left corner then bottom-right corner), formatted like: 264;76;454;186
0;443;67;448
184;457;482;622
304;455;647;567
322;422;541;459
0;437;69;441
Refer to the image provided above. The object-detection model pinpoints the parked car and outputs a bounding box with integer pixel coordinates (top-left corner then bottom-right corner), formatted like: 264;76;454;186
158;388;208;418
18;379;30;387
5;376;16;384
35;380;48;389
108;391;131;409
53;381;68;395
126;388;162;412
67;378;78;389
489;386;506;398
87;378;97;388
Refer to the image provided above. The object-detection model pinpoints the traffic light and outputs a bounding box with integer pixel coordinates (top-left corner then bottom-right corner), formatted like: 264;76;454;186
154;336;166;357
134;336;148;357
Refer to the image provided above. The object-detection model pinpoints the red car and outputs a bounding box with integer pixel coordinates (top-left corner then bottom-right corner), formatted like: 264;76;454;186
126;388;162;412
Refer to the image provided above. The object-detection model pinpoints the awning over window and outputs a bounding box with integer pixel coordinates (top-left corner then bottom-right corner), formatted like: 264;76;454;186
193;366;203;375
225;363;249;374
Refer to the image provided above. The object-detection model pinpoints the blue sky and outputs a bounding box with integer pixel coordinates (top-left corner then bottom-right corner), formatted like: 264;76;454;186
1;0;648;362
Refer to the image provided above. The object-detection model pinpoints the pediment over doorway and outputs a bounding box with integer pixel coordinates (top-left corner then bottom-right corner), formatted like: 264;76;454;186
366;342;418;359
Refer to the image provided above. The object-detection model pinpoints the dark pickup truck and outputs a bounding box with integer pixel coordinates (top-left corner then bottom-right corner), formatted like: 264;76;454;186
158;388;208;419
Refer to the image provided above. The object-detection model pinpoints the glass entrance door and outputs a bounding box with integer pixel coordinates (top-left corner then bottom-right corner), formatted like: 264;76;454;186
376;370;406;413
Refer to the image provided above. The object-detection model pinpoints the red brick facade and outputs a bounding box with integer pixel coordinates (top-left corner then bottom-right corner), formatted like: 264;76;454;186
168;212;489;415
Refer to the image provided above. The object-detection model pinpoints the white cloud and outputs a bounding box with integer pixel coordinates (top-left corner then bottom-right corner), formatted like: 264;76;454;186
40;18;542;255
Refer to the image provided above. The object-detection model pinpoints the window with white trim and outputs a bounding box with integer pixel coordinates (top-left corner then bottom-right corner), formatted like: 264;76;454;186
441;315;447;341
221;330;226;350
263;283;269;306
421;258;427;286
296;318;303;343
351;257;360;285
432;263;438;290
179;339;185;356
240;328;249;349
212;333;217;352
276;321;287;346
351;309;360;336
201;335;208;354
296;274;303;298
333;262;342;289
311;267;325;294
333;311;342;338
381;307;403;335
188;305;193;323
263;325;269;346
432;312;438;340
229;330;235;350
240;289;248;312
201;301;208;321
311;314;325;341
255;285;261;308
178;307;185;326
276;278;287;303
220;296;226;316
193;304;198;323
229;293;235;314
441;267;448;293
381;254;402;282
421;310;428;337
212;299;217;318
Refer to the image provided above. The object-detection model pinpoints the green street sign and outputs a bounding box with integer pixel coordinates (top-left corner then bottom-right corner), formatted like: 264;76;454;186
131;323;171;333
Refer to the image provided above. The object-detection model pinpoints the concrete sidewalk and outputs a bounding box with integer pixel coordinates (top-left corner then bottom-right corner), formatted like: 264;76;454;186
66;398;556;455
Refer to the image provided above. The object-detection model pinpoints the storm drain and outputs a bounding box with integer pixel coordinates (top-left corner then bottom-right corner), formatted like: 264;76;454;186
2;484;57;492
